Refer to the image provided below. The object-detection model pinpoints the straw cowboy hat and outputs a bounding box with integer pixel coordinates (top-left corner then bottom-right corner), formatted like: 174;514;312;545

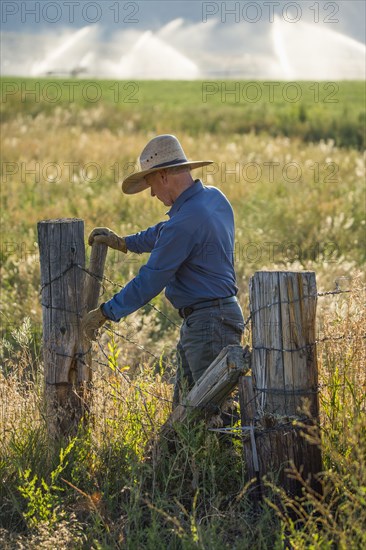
122;134;213;194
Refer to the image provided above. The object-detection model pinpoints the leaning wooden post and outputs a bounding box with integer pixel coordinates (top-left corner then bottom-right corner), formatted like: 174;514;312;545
161;345;251;438
38;218;89;438
80;241;108;384
246;271;322;496
84;243;108;313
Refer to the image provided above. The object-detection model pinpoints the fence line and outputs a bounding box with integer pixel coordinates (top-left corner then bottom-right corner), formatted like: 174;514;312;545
56;335;360;439
38;259;364;330
91;345;363;418
95;338;226;415
34;259;365;420
37;259;365;367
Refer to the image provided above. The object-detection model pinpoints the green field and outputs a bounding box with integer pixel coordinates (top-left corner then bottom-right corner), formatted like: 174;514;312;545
0;78;365;548
1;79;365;148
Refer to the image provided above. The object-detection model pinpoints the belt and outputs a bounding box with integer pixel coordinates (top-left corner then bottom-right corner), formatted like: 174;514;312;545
178;296;237;319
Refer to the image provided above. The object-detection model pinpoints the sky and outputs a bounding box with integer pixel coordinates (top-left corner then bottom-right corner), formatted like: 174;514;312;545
1;1;365;79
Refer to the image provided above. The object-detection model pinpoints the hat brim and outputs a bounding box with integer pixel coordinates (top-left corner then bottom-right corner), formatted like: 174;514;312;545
121;160;214;195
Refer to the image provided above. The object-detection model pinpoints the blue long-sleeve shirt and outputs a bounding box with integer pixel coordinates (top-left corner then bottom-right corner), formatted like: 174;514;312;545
102;180;238;322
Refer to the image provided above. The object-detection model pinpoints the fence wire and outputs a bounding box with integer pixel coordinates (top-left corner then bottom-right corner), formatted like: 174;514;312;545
36;260;365;419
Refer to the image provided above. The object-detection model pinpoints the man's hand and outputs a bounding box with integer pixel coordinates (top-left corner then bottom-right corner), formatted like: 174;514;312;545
88;227;127;253
82;305;108;341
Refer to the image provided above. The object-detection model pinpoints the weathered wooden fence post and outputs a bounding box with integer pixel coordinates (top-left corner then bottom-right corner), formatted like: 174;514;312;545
240;271;322;496
38;219;107;439
38;218;86;438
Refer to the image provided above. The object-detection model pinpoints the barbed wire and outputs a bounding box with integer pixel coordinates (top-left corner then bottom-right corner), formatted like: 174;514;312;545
93;337;364;422
101;326;169;367
39;263;77;293
39;261;180;329
242;286;365;332
34;259;365;419
93;349;176;408
39;259;364;335
37;261;365;366
208;417;312;436
251;334;366;354
93;339;224;416
77;264;181;328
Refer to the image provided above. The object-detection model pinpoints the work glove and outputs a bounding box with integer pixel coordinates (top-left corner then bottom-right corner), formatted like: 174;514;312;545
82;305;109;341
88;227;127;253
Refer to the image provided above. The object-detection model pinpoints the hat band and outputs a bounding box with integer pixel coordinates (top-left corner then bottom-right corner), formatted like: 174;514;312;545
146;157;188;170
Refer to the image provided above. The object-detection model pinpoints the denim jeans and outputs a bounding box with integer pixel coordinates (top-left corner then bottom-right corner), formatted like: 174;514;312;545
173;300;244;406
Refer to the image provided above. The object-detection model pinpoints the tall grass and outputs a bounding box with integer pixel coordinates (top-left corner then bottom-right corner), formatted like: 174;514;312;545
1;116;365;349
0;278;365;548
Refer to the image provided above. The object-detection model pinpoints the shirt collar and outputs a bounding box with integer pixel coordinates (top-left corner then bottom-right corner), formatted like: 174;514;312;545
166;179;204;218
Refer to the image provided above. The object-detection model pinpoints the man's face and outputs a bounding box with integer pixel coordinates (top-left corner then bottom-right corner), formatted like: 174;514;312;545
145;171;174;207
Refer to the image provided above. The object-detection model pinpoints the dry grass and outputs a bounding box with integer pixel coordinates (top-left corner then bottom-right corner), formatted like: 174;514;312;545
0;277;365;548
1;111;364;342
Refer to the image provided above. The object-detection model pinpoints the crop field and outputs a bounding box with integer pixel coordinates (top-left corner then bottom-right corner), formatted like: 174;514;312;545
0;78;365;549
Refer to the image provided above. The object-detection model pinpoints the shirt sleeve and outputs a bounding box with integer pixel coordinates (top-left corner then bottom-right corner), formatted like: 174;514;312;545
102;218;194;321
124;221;165;254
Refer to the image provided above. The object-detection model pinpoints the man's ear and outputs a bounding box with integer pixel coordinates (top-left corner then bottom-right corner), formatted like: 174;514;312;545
160;169;169;184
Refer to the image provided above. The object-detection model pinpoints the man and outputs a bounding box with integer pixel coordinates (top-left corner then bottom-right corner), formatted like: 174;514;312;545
82;134;244;405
